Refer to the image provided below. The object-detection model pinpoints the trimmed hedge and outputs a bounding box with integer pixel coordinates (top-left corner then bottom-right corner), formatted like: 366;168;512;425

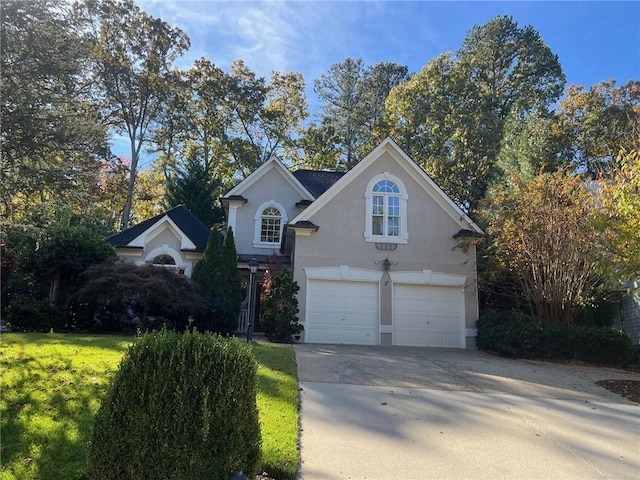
87;330;261;480
476;309;636;366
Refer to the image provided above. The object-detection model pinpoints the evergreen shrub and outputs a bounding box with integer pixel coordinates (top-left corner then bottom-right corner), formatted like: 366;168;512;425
5;297;64;331
261;268;303;342
87;330;261;479
476;309;635;365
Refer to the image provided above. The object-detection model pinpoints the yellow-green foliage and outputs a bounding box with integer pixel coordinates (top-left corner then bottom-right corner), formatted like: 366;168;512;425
0;333;132;480
253;343;299;479
1;334;300;480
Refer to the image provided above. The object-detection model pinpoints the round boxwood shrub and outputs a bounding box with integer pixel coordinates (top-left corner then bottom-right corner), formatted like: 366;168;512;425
87;330;261;479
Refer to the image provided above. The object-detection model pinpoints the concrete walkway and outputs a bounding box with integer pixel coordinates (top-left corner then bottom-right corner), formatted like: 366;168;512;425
295;345;640;480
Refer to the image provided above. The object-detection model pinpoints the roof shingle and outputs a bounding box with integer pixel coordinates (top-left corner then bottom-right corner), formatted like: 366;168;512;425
292;170;345;198
107;205;210;251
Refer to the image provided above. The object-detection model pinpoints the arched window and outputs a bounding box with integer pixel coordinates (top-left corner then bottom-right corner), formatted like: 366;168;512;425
144;247;186;275
254;201;288;247
151;254;175;265
364;173;408;243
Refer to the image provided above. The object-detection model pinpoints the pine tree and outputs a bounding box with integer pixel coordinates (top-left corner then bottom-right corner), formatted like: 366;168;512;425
164;156;223;228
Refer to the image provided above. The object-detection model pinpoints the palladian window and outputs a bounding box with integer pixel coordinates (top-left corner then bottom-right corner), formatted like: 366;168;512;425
254;201;288;248
364;173;408;243
261;206;282;243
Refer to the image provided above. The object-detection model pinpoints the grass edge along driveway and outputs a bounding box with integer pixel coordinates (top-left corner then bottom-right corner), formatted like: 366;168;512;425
0;333;299;480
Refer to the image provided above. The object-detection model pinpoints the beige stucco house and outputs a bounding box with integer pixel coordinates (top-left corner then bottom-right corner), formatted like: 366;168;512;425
221;138;484;348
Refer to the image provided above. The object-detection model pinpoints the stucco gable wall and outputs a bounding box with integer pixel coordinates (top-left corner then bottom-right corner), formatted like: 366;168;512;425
144;226;183;258
231;166;307;257
114;224;202;277
292;150;479;331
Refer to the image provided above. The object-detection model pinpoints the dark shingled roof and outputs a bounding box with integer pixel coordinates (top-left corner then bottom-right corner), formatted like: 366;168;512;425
292;170;345;198
107;205;210;251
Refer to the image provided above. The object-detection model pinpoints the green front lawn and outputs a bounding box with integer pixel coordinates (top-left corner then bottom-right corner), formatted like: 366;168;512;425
0;333;299;480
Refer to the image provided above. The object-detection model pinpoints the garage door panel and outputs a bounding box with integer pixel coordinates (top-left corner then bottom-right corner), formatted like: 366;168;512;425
394;285;463;348
306;279;379;345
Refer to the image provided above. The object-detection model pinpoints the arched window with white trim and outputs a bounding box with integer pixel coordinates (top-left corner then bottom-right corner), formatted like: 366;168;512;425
364;173;408;243
254;201;288;248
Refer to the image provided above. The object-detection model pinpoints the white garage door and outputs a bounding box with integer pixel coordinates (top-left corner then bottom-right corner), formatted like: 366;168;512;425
393;285;464;348
305;279;379;345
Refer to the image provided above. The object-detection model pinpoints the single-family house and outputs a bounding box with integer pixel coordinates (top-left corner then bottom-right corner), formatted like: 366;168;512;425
108;138;484;348
221;138;484;348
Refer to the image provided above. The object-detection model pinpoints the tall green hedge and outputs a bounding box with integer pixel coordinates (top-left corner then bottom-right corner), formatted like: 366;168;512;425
87;330;261;479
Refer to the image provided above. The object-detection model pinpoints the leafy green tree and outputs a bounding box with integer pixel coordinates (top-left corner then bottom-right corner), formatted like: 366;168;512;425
309;57;408;170
219;227;243;326
592;149;640;280
485;171;606;326
164;156;223;228
154;59;307;186
457;15;565;121
24;209;116;307
82;0;190;230
557;80;640;173
492;108;569;189
261;268;302;342
386;16;565;213
0;0;109;221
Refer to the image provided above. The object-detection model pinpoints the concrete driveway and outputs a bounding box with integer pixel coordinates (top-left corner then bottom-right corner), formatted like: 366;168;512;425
295;344;640;480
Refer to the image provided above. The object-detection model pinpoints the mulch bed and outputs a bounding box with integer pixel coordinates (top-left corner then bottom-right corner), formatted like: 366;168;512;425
596;379;640;403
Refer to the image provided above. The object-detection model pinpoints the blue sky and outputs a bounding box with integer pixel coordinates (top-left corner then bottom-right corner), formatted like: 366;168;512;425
123;0;640;161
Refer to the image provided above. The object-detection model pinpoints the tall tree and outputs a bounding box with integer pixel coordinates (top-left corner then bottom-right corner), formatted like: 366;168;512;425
557;80;640;173
386;16;565;213
485;171;606;326
592;149;640;280
492;108;569;189
309;58;408;170
1;0;109;220
154;59;307;185
82;0;190;230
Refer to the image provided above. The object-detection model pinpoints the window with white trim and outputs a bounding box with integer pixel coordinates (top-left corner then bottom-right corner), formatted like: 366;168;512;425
365;173;408;243
254;201;288;248
261;206;282;243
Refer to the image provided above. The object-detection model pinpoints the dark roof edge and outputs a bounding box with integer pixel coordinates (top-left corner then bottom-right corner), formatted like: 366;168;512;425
453;229;485;239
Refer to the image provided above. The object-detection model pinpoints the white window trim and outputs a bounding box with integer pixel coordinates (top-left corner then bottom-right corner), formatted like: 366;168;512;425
364;172;408;244
253;200;288;248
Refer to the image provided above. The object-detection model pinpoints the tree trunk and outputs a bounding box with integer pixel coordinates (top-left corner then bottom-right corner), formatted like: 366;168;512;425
49;271;61;306
120;142;140;231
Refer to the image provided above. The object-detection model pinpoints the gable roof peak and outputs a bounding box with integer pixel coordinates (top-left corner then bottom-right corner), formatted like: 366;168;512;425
107;205;210;251
290;137;484;235
224;156;314;200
